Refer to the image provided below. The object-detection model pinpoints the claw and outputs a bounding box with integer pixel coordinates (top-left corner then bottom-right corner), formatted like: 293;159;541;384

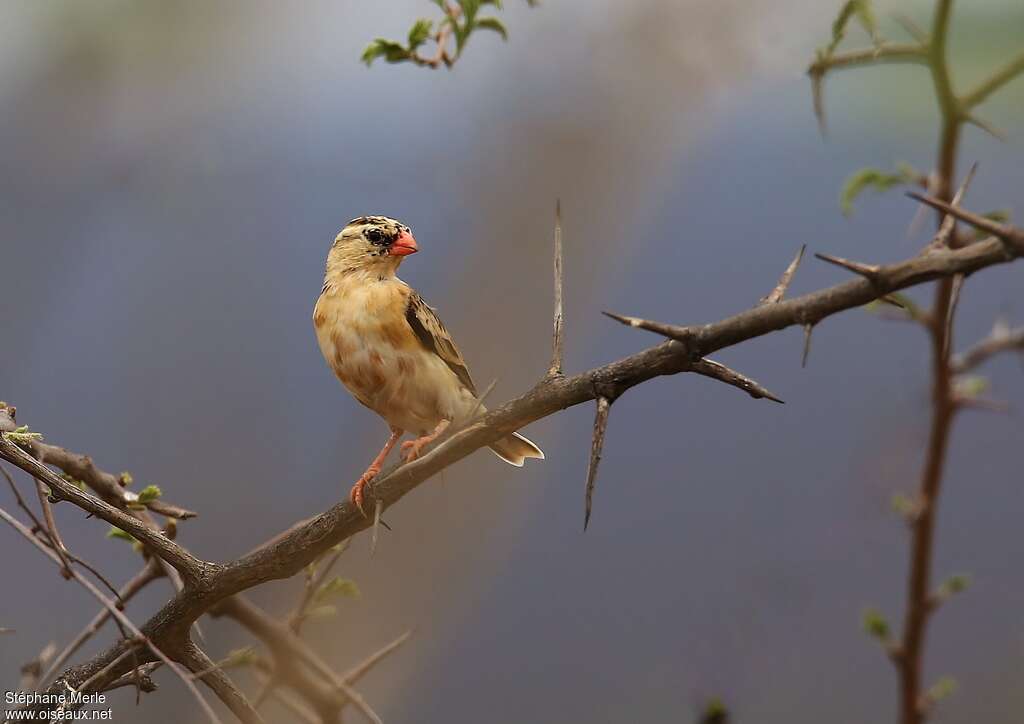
400;420;450;464
349;471;376;517
400;439;426;463
346;427;403;517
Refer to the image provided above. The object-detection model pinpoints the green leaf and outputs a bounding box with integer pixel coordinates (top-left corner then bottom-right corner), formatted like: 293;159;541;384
361;39;411;66
453;23;469;54
137;484;162;504
408;19;433;49
973;210;1010;239
306;604;338;619
475;17;508;40
5;426;43;445
864;291;924;322
939;574;970;596
890;491;916;517
221;647;259;669
106;526;137;544
854;0;879;44
840;167;911;216
927;676;957;702
954;375;989;399
314;576;360;603
862;608;889;639
457;0;482;25
829;1;876;53
701;697;728;724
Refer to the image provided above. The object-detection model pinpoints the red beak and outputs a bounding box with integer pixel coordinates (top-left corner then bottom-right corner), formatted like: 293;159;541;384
389;230;418;257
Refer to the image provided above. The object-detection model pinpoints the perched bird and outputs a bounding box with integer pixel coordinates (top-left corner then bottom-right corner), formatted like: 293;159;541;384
313;215;544;512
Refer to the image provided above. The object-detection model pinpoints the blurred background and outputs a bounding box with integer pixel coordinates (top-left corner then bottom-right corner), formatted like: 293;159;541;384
1;1;1022;722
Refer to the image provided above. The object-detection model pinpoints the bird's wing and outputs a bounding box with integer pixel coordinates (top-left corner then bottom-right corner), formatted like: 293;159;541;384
404;291;478;397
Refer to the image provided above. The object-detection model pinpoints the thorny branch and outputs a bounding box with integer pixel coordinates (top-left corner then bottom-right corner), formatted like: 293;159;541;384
808;2;1023;722
1;184;1020;722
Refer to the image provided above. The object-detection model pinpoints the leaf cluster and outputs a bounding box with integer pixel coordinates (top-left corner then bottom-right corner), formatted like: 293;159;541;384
362;0;536;68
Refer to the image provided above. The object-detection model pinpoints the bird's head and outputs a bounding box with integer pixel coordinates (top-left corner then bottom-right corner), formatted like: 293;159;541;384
325;215;418;278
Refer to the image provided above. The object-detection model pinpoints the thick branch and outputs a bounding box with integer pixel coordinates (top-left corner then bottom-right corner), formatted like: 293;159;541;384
32;226;1024;706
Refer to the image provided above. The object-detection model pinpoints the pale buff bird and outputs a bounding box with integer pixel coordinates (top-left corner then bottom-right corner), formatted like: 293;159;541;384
313;215;544;512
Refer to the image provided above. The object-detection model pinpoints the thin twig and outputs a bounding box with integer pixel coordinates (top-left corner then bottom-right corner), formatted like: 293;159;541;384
341;630;413;684
2;464;126;609
907;193;1024;250
893;13;929;43
0;505;224;724
289;540;350;634
961;50;1024;110
33;478;72;578
808;42;929;133
927;162;977;252
38;559;163;688
808;43;928;75
964;113;1007;142
0;435;210;583
952;324;1024;373
252;670;320;724
179;641;267;724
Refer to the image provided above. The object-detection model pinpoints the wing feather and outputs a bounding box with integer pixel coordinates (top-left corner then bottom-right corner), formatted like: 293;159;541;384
405;292;478;396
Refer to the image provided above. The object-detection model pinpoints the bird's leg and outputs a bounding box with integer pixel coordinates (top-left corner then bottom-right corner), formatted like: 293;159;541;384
350;426;403;516
400;419;450;463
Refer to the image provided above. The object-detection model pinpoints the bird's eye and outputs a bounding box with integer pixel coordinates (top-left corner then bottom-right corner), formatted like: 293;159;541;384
365;228;385;245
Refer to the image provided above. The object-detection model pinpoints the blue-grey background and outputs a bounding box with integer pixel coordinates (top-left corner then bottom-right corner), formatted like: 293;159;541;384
1;1;1022;722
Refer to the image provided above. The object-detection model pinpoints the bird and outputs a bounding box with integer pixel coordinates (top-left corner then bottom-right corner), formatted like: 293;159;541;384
313;215;544;513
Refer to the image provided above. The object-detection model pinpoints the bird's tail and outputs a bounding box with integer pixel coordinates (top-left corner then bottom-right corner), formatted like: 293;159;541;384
488;432;545;467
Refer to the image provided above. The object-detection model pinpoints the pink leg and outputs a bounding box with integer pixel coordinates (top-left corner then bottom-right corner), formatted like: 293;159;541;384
350;426;403;516
400;419;450;463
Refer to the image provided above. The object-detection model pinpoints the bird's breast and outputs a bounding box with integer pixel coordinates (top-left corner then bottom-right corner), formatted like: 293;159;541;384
314;281;461;428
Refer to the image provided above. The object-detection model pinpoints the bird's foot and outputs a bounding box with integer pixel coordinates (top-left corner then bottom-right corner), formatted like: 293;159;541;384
400;420;450;463
400;437;430;463
349;465;381;517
